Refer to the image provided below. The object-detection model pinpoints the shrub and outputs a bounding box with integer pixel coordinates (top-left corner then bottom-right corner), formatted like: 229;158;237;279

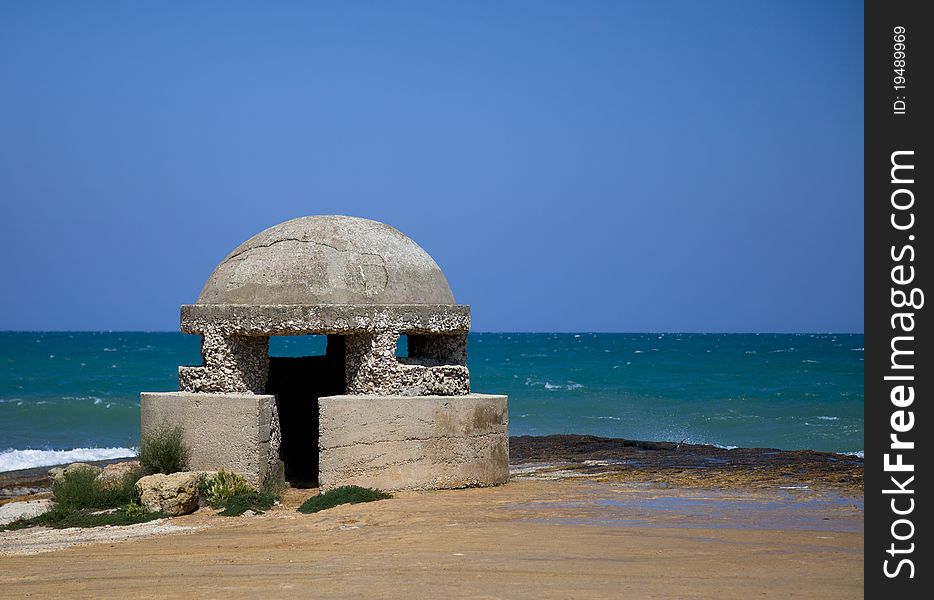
201;470;253;508
297;486;392;514
139;424;191;474
52;466;143;510
216;490;277;516
0;467;158;531
199;470;279;516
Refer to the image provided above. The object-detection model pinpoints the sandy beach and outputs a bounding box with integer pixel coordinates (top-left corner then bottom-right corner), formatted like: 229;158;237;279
0;437;863;599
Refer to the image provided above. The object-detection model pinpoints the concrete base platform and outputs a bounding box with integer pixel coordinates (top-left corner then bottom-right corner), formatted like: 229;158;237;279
318;394;508;491
140;392;281;487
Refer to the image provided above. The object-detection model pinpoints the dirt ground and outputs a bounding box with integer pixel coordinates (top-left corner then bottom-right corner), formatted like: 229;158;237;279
0;469;863;599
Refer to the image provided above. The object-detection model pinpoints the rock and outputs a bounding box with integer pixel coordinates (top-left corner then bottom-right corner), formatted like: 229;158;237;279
0;499;53;526
48;463;103;483
135;472;202;516
95;461;143;488
242;509;256;517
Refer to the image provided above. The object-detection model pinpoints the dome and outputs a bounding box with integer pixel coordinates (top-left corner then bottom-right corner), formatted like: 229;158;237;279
196;216;455;305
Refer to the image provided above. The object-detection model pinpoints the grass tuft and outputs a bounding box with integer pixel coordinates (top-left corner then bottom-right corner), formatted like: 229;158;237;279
139;424;191;474
216;490;277;516
297;486;392;514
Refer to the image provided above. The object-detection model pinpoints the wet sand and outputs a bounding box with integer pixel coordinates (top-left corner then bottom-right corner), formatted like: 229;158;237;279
0;436;863;598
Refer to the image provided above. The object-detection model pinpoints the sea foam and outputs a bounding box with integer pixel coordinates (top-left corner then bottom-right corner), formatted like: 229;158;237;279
0;447;136;472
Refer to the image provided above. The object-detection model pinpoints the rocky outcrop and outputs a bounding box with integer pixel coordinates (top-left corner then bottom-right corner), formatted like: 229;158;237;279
95;461;143;488
48;463;103;483
135;472;202;516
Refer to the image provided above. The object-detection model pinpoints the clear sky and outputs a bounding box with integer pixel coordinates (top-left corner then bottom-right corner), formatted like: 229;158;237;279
0;1;863;332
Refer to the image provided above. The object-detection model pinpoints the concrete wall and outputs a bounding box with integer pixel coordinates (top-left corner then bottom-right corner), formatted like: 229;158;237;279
318;394;508;491
140;392;281;487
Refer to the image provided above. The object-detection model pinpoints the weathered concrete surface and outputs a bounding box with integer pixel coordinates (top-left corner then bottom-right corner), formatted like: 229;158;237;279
318;394;508;491
196;216;455;306
178;333;270;394
178;303;470;396
140;392;281;487
180;304;470;335
344;332;469;396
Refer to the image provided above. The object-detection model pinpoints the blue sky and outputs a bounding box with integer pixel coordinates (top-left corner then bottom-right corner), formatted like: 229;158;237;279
0;1;863;332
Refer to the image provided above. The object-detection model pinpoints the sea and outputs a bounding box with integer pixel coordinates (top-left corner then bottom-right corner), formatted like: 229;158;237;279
0;332;864;472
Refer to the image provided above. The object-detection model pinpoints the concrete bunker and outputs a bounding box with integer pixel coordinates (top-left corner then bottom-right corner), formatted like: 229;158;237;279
141;215;508;490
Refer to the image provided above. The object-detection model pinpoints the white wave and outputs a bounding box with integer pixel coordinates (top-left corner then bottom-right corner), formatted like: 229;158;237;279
542;382;583;391
0;447;137;472
802;359;820;363
839;450;864;459
816;416;839;421
714;444;738;450
850;347;864;351
526;378;583;391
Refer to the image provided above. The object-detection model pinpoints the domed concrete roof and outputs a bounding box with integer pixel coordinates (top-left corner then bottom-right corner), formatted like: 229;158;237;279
197;216;455;305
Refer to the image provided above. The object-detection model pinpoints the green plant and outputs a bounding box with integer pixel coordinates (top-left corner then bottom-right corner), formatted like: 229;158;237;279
121;501;151;518
297;486;392;514
139;424;191;474
216;490;277;516
201;470;253;507
0;506;165;531
199;470;278;516
52;467;143;511
0;468;159;532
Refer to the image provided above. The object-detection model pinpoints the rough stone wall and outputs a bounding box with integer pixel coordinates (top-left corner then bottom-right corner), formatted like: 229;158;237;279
180;304;470;336
179;333;269;393
345;332;469;396
178;305;471;396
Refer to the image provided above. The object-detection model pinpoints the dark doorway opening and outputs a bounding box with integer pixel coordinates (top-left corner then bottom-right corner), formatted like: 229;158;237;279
266;335;346;487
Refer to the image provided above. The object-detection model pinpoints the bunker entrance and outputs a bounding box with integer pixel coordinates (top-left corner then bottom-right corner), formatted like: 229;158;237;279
266;335;346;487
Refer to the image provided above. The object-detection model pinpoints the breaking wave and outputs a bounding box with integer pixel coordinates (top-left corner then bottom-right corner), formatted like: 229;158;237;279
0;447;136;472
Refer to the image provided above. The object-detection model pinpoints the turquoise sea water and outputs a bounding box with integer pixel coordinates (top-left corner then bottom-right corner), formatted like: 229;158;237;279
0;332;864;470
